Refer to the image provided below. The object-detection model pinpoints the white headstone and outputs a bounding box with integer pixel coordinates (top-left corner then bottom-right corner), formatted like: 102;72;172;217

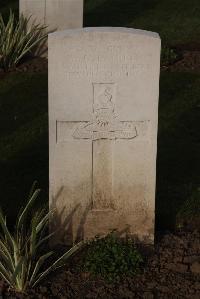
49;27;161;245
19;0;83;55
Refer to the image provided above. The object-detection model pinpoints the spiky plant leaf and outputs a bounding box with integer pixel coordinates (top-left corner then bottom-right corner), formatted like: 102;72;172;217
17;188;41;231
12;257;24;282
32;241;83;287
0;10;47;71
36;210;54;234
0;263;14;287
29;251;54;285
0;182;83;292
0;209;14;249
36;231;55;250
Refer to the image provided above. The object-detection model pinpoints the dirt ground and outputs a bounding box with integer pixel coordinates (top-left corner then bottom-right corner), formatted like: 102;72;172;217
0;231;199;299
162;50;200;72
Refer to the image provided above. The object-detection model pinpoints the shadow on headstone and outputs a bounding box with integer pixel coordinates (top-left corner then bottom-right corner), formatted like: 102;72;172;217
50;185;92;246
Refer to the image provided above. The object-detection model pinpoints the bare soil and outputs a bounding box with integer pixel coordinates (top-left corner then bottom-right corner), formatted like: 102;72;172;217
162;50;200;72
0;231;199;299
14;57;48;73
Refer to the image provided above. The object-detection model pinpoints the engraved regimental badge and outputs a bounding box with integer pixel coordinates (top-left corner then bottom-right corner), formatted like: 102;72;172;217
73;83;138;140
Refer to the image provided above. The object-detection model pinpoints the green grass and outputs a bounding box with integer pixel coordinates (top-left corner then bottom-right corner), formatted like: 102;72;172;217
0;0;18;20
0;72;48;224
157;72;200;229
1;0;200;46
0;71;200;230
84;0;200;46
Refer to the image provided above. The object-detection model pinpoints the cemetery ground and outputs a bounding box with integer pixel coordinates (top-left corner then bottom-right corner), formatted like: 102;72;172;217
0;0;200;298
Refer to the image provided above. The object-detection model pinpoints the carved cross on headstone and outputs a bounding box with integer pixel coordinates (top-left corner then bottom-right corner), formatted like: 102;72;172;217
49;27;161;244
57;83;148;210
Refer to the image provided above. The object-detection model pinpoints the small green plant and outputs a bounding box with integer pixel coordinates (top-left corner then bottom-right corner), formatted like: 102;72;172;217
81;231;143;282
161;46;179;66
0;182;82;292
176;187;200;229
0;10;47;71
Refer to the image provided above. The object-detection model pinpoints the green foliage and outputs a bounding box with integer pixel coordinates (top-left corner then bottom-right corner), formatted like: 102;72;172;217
85;0;200;46
161;46;179;66
157;72;200;230
0;182;82;292
81;231;143;282
0;10;47;71
176;187;200;227
0;72;48;226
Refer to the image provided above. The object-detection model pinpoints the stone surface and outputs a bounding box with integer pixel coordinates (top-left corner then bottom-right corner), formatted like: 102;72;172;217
48;27;161;245
20;0;45;25
19;0;83;55
20;0;83;30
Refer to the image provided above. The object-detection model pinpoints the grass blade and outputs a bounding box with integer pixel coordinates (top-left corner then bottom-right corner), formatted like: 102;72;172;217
32;242;83;287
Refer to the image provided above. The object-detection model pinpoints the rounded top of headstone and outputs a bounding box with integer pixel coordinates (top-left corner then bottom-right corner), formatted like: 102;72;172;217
48;27;160;40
